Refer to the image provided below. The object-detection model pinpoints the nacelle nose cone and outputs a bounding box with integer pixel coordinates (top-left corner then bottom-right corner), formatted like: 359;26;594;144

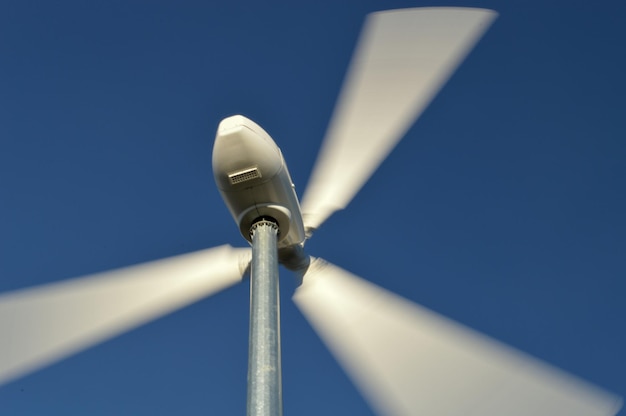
212;115;282;190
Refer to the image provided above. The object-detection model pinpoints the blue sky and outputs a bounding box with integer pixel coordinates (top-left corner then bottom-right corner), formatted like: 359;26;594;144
1;1;624;414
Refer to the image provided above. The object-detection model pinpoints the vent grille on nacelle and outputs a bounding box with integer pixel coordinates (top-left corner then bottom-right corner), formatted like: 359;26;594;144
228;167;261;184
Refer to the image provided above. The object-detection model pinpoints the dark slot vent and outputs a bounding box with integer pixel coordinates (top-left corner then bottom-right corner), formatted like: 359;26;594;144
228;167;261;184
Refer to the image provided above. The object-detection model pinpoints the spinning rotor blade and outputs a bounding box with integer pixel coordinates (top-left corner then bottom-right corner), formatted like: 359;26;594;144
301;8;496;232
0;245;251;386
294;259;622;416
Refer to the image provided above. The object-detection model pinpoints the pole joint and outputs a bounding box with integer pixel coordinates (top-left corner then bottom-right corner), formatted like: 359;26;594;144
249;217;279;239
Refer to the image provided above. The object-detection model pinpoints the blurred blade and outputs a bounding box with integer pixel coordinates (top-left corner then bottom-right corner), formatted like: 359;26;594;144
0;244;251;386
293;259;622;416
301;8;497;232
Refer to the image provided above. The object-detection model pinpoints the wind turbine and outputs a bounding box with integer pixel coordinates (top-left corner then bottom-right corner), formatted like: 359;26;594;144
0;7;622;416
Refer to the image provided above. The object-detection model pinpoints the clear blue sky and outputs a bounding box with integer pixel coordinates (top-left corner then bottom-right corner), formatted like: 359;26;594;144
1;1;624;414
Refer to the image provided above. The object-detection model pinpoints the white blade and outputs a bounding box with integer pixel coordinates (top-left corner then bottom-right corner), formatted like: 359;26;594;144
0;245;251;386
301;8;497;232
293;259;622;416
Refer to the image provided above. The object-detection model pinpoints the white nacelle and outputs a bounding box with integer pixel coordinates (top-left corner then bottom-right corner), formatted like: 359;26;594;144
212;115;306;248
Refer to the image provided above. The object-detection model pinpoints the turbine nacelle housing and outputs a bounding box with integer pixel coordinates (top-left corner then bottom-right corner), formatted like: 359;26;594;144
212;115;306;248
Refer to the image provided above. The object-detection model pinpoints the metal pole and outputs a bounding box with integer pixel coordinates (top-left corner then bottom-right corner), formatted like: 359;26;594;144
247;219;283;416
